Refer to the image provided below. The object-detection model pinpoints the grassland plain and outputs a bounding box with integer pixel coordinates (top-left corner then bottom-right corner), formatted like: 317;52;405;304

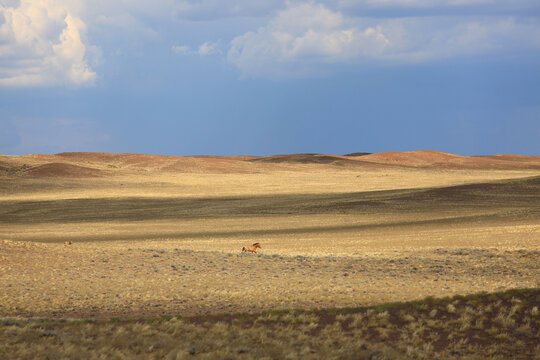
0;289;538;359
0;151;539;358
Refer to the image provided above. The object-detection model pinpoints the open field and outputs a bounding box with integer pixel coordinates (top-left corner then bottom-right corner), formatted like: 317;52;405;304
1;150;539;358
1;239;539;321
1;289;538;359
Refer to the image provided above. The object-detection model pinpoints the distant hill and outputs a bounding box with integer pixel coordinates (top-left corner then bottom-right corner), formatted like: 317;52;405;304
1;150;539;178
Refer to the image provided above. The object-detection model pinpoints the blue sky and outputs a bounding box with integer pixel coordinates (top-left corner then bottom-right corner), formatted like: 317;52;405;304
1;0;539;156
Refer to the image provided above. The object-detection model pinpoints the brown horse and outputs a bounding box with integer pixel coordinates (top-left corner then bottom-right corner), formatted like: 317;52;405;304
64;240;72;245
242;242;261;253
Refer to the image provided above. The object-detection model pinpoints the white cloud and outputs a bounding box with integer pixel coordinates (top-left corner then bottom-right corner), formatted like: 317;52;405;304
172;45;191;55
0;0;98;87
227;3;390;77
198;41;219;56
172;41;221;56
228;2;540;78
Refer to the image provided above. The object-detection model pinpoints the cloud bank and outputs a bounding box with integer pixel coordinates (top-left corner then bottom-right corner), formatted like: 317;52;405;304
2;0;539;84
227;2;540;78
174;0;540;20
0;0;97;87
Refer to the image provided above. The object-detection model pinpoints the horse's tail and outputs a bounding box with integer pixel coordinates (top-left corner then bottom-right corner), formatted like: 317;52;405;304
241;247;245;252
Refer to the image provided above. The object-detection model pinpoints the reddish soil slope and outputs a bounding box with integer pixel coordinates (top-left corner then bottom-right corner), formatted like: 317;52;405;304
360;150;540;169
52;152;260;173
22;163;106;178
474;154;540;160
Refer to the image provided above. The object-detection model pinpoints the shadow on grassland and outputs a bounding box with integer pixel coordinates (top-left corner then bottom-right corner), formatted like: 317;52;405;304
20;211;540;243
0;288;538;359
0;176;538;225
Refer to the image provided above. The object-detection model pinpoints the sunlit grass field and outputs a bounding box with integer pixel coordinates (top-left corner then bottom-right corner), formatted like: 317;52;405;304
2;165;539;252
1;152;539;358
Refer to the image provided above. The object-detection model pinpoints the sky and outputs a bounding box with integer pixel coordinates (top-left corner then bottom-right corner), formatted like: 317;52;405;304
1;0;539;156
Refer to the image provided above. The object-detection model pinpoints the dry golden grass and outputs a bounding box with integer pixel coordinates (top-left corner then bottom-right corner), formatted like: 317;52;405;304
1;151;539;358
0;289;538;359
0;239;538;319
1;151;539;202
1;153;539;316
